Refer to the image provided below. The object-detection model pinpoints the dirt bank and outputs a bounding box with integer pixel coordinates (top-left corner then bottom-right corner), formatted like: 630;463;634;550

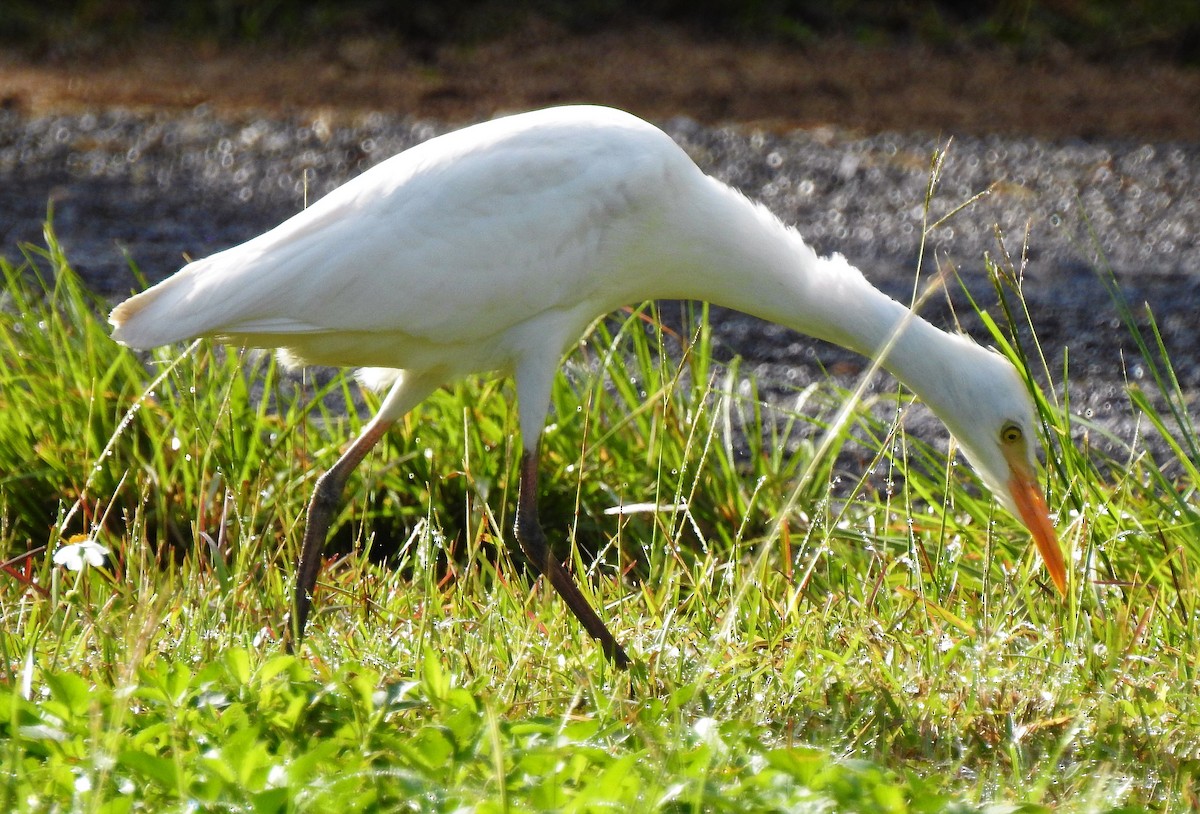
3;22;1198;141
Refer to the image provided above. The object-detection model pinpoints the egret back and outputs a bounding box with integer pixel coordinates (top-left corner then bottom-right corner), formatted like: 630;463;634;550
110;106;686;362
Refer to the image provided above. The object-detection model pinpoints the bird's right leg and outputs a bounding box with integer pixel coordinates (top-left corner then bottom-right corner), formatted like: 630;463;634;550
288;371;439;651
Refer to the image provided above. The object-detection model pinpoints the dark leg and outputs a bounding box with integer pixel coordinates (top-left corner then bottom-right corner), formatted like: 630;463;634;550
285;371;440;652
514;448;630;669
287;416;396;652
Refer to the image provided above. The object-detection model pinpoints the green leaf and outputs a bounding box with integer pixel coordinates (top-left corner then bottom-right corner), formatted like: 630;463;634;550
224;647;253;685
410;726;455;769
118;750;181;790
41;671;92;718
251;786;291;814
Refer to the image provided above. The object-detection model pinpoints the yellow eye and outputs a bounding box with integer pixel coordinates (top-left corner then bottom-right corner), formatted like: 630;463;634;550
1000;423;1023;444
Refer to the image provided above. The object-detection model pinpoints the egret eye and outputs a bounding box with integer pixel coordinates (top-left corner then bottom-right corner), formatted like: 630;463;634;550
1000;423;1023;444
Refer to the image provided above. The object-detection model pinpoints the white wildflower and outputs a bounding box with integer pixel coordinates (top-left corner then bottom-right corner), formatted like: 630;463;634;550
52;539;109;572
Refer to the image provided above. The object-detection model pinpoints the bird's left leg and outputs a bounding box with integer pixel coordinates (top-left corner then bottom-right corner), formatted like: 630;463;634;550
513;355;630;668
515;448;631;668
289;370;440;651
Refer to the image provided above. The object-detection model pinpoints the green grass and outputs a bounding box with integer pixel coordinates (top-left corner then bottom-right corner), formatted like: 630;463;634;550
2;221;1198;812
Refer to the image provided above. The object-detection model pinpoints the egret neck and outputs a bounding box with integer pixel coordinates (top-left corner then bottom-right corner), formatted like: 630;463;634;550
646;168;1064;592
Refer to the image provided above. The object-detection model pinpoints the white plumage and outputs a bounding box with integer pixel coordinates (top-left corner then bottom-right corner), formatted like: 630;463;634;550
112;105;1065;668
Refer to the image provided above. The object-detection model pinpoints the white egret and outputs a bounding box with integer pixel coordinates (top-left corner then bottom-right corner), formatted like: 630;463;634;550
110;105;1066;669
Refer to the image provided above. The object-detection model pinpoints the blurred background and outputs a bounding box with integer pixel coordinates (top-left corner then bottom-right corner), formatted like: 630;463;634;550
2;0;1198;139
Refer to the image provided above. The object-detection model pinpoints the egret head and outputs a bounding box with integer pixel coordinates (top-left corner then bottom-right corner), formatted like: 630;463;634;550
912;338;1067;594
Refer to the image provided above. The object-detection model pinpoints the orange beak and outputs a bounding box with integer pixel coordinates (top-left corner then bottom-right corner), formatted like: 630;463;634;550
1004;453;1067;595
